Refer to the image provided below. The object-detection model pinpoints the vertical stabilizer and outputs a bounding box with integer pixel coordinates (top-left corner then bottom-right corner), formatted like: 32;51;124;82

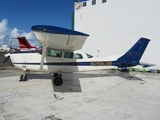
17;37;37;50
118;38;150;62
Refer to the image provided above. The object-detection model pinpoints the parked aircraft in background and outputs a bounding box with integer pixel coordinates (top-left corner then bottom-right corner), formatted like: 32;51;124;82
3;25;153;86
17;37;37;51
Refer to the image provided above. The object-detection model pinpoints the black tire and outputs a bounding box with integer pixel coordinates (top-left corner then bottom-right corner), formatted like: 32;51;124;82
20;75;27;81
54;77;63;86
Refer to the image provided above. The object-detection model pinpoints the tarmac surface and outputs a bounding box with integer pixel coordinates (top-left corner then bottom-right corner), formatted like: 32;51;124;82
0;66;160;120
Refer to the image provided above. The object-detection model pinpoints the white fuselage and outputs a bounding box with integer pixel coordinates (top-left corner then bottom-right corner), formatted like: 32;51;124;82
10;50;117;73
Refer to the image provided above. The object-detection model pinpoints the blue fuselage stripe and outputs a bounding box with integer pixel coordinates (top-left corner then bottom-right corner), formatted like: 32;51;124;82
13;61;122;67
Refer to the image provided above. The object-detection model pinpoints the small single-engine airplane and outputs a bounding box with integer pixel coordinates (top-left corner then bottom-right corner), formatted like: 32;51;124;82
3;25;153;86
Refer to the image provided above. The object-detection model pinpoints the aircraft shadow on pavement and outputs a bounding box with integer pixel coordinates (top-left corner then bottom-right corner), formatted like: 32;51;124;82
27;71;143;92
71;71;143;81
52;78;82;92
27;72;108;93
106;70;144;81
27;73;82;93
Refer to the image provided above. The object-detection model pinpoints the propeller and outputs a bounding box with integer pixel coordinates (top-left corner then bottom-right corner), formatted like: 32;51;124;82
3;55;10;64
3;55;14;67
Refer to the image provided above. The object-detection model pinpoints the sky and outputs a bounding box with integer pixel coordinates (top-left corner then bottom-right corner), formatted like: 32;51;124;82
0;0;86;48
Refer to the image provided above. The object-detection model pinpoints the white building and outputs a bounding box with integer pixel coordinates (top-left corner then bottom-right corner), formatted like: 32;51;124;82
0;45;10;52
74;0;160;68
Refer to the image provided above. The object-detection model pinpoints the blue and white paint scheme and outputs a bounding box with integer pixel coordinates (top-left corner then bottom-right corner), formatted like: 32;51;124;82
31;25;89;50
5;25;153;86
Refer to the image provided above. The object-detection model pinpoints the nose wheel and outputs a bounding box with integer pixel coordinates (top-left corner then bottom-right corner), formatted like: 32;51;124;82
20;75;28;81
19;70;29;82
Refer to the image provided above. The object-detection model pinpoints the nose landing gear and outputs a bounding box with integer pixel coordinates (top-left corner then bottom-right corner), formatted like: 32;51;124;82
20;75;27;81
19;70;30;82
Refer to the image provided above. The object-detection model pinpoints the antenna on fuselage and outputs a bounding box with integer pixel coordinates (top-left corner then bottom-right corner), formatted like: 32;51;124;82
9;37;17;52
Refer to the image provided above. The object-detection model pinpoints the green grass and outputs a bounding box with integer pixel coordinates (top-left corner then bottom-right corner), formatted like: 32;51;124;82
0;52;6;56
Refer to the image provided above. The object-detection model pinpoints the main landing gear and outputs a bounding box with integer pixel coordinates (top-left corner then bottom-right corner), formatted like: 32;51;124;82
53;73;63;86
19;70;29;82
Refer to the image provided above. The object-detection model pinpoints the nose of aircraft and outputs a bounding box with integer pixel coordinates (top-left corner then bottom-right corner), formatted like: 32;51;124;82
3;53;10;64
4;53;10;58
3;53;14;67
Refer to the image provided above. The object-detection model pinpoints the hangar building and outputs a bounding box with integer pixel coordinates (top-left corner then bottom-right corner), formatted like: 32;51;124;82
73;0;160;68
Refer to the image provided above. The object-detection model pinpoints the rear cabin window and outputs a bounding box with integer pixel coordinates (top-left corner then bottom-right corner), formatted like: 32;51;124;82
92;0;96;5
102;0;107;3
86;53;93;58
64;52;73;59
83;2;87;7
75;53;83;59
48;49;62;57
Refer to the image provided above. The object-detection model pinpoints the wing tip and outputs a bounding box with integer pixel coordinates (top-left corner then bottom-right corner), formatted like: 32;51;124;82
31;25;89;37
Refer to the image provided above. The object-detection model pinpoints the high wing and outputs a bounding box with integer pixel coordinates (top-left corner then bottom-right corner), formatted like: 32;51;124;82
31;25;89;70
31;25;89;50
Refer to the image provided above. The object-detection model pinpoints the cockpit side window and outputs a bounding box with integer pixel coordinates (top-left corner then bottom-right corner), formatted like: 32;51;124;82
75;53;83;59
86;53;93;58
64;52;73;58
47;49;62;57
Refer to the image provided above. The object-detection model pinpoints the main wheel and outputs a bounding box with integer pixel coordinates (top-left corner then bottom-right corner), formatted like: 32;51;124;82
20;75;27;81
54;77;63;86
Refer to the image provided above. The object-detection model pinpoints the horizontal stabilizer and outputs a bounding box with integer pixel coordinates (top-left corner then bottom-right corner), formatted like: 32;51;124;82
119;61;155;68
139;62;155;68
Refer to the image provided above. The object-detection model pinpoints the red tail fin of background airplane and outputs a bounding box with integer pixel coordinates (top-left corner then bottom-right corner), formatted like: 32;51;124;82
17;37;37;50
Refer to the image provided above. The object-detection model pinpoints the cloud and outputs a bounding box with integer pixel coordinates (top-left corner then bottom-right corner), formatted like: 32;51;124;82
0;19;8;33
0;19;9;41
0;19;39;47
10;28;35;39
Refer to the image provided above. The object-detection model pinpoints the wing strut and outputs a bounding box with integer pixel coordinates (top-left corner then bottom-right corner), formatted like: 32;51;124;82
40;46;47;70
67;35;70;45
